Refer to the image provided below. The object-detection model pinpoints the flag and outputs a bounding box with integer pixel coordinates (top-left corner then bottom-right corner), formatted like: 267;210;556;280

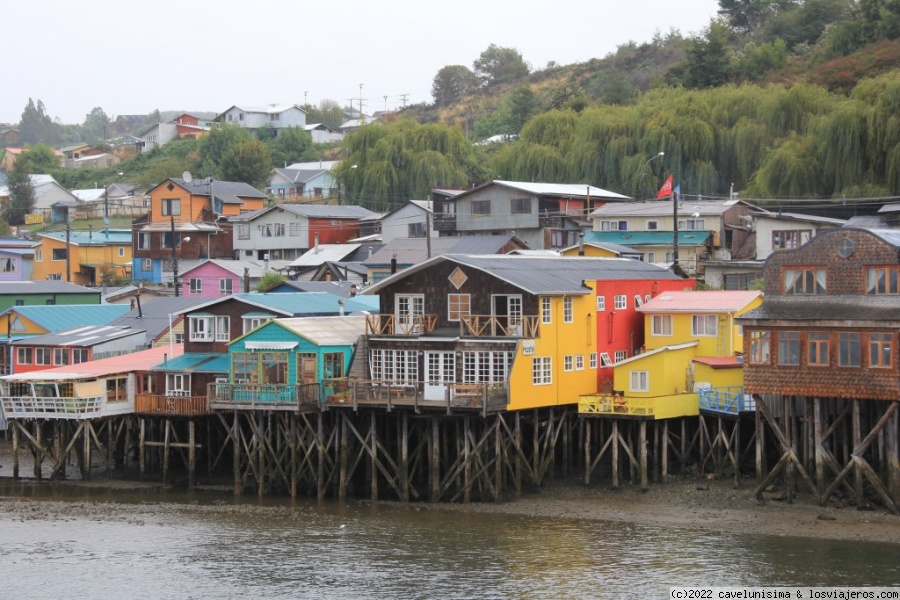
656;175;673;199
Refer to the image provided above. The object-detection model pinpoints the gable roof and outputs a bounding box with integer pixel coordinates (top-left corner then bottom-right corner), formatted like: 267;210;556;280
560;240;643;257
364;235;526;267
0;280;99;296
272;168;330;184
364;255;685;296
231;203;377;223
591;198;761;218
380;200;433;220
1;304;130;332
269;280;361;297
11;325;144;347
176;291;377;318
178;259;291;279
247;315;366;347
638;290;762;313
584;231;712;247
289;244;363;267
1;344;184;382
149;178;266;203
109;296;209;341
451;180;629;202
39;230;132;247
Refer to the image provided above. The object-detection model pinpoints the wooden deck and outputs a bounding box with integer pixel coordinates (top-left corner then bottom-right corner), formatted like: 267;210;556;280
578;393;699;419
698;386;755;415
135;394;211;416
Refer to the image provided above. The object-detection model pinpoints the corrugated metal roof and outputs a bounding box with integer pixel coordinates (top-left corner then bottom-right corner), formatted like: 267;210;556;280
40;230;132;246
591;198;751;217
639;290;762;313
0;344;184;381
4;304;130;332
176;292;378;318
11;325;144;347
109;297;208;341
738;296;900;323
273;315;367;346
584;231;711;246
289;244;361;267
365;255;684;296
152;352;229;373
493;180;630;200
179;259;291;278
365;235;520;266
0;281;99;295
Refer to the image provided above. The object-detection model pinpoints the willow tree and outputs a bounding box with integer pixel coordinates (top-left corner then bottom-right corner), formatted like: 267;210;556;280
746;134;824;198
335;119;487;210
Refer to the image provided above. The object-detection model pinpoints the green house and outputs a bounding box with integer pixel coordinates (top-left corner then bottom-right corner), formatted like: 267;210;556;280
218;315;366;407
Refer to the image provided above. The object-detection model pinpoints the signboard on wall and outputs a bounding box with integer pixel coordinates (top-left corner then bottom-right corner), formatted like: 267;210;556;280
521;340;535;356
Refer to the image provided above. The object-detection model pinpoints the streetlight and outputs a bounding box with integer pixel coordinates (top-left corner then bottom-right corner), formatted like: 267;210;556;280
641;151;665;199
172;234;191;297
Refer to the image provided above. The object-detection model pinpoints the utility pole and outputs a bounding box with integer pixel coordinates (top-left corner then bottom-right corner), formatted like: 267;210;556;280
65;221;71;283
399;93;409;108
672;189;680;276
425;210;432;259
171;215;179;297
359;83;364;122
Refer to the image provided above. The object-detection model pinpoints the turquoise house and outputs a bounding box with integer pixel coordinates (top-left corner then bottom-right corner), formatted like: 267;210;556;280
218;315;366;407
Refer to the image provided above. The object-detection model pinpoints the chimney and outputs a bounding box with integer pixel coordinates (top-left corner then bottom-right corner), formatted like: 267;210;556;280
390;253;398;274
367;246;373;259
578;233;585;256
314;232;320;253
243;267;250;293
350;283;358;297
338;298;345;316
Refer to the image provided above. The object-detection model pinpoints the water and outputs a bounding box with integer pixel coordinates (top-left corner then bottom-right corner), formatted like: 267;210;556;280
0;486;898;599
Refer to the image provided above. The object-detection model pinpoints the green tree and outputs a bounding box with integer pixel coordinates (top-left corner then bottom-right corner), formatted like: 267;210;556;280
718;0;796;34
196;125;256;179
303;99;343;130
17;143;60;172
473;44;530;87
431;65;477;106
19;98;57;145
267;126;314;167
218;139;272;189
256;271;286;292
3;158;35;225
676;22;734;89
83;107;111;144
507;86;537;133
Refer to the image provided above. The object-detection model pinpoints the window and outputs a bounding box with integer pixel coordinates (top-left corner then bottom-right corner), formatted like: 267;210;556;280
189;316;214;341
645;252;656;263
215;316;230;342
615;350;627;363
600;220;627;231
189;278;202;294
162;232;179;248
471;200;491;215
166;373;191;396
232;352;258;384
563;297;573;323
53;348;69;366
646;220;659;230
510;197;531;214
260;352;288;384
634;295;643;309
395;294;425;328
272;223;285;237
784;268;826;295
289;223;301;236
807;332;829;366
866;267;900;295
118;246;126;257
564;356;574;371
138;233;151;250
630;371;649;392
575;355;584;370
107;377;127;402
35;249;42;262
692;315;718;337
161;198;181;216
750;331;770;364
772;229;811;250
652;314;673;336
220;278;233;295
142;258;153;271
542;297;552;324
73;348;89;364
16;347;31;365
532;356;552;385
678;218;705;230
46;299;55;305
369;349;419;384
869;333;892;368
838;332;861;367
323;352;345;379
596;296;605;311
243;315;273;333
461;351;513;383
778;331;800;365
34;347;51;365
52;248;67;261
589;353;597;369
448;294;470;321
1;258;15;272
614;295;627;310
237;224;250;240
408;222;426;238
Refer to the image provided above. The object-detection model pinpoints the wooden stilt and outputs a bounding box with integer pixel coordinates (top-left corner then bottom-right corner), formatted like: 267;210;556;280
583;418;592;485
233;413;242;496
339;413;349;499
853;400;863;507
494;415;502;502
639;420;648;491
463;417;472;504
188;419;196;488
163;419;171;484
34;421;42;479
430;416;440;502
370;412;378;502
662;421;669;481
12;421;19;479
612;420;619;489
317;413;325;502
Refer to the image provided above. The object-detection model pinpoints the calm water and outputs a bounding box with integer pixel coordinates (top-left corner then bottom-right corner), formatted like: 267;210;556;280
0;485;898;600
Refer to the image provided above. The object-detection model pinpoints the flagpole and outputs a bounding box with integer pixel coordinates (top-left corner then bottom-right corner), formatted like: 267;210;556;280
672;188;680;276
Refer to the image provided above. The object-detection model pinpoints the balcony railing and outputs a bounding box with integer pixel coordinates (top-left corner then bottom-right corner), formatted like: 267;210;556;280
460;315;540;338
0;395;105;420
578;393;699;419
135;393;211;416
322;378;509;414
366;314;438;336
207;383;320;410
698;386;755;415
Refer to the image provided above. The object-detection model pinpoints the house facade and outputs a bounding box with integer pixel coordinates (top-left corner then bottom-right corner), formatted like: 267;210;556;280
379;201;436;244
10;325;147;375
33;230;132;285
433;181;630;250
0;247;34;281
215;105;307;136
178;259;290;297
268;167;338;201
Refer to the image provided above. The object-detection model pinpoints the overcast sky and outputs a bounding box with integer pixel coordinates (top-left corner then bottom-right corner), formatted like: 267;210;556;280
5;0;720;125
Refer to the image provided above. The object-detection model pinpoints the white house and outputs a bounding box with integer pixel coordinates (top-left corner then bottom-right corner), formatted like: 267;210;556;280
0;175;79;212
215;104;307;136
379;200;437;244
304;123;344;144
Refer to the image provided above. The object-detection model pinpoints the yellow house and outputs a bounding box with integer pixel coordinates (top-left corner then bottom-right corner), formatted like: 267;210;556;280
579;290;762;417
32;230;133;285
146;177;266;224
559;240;643;260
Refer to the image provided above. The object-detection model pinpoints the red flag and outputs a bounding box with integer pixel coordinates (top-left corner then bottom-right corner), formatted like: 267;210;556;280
656;175;673;199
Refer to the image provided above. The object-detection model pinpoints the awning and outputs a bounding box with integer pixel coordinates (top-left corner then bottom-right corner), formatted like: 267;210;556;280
153;352;230;373
244;341;298;350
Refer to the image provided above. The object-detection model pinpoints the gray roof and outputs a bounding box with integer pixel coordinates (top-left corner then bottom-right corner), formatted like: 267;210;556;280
273;315;367;346
364;235;522;266
754;211;846;226
289;244;362;268
167;178;267;204
365;255;683;296
591;198;759;218
272;168;329;184
11;325;144;347
560;241;643;256
274;280;360;297
738;296;900;324
110;297;209;341
0;281;99;295
491;180;630;200
231;203;378;222
179;259;291;278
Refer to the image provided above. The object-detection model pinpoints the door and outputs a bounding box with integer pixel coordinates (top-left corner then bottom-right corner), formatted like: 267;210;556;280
424;351;455;401
298;353;317;384
492;294;523;336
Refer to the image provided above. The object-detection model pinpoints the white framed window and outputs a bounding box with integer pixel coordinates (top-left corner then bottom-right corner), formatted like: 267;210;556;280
16;347;31;365
590;353;597;369
395;294;425;328
678;218;705;230
215;316;230;342
462;351;513;383
34;347;51;365
692;315;718;337
237;224;250;240
166;373;191;396
600;220;627;231
35;249;43;262
220;278;233;295
634;294;643;309
596;296;605;311
615;350;627;363
564;355;573;371
532;356;552;385
652;314;673;336
369;349;419;384
189;278;202;294
614;295;627;310
53;348;69;365
289;222;302;236
189;316;214;341
575;355;584;370
600;352;613;367
243;315;273;334
645;294;651;303
142;258;153;271
541;297;552;324
630;371;649;392
73;348;89;364
118;247;126;257
563;297;573;323
645;252;655;263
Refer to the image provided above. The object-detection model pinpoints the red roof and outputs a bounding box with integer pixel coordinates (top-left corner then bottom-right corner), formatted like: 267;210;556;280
639;290;762;313
2;344;184;381
692;356;744;368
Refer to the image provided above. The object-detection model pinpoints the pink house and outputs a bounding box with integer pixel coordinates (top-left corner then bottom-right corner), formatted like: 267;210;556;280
179;259;290;297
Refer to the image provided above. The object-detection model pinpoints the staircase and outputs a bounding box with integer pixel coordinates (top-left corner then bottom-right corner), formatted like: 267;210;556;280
348;335;369;379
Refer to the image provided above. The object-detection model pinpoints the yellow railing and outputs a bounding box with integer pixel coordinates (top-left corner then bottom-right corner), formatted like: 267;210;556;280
578;393;699;419
460;315;540;338
365;314;438;336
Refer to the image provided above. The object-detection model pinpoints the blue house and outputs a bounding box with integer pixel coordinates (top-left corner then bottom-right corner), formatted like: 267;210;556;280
214;315;366;408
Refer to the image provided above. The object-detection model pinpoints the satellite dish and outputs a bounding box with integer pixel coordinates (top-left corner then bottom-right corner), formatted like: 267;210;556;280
182;171;193;183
